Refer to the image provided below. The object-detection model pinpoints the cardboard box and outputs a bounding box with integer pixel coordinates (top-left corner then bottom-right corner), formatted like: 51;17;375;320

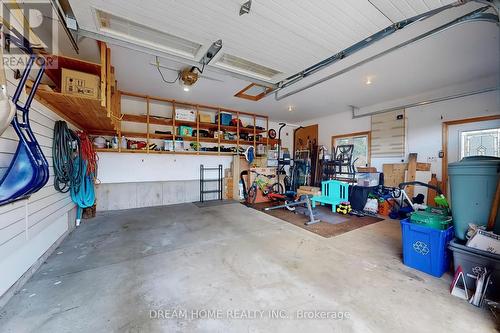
297;186;321;197
199;113;212;123
62;68;100;99
175;108;196;122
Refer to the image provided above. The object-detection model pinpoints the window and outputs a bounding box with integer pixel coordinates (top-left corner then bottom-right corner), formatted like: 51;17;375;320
460;128;500;159
332;131;371;168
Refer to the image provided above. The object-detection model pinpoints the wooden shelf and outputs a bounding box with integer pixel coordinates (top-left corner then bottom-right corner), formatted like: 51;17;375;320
175;119;197;127
97;149;236;156
122;114;172;126
34;90;119;133
44;54;101;91
192;123;266;134
33;42;120;135
95;148;119;152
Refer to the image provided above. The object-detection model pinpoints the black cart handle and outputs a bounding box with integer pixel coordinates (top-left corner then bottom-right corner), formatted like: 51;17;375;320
398;181;442;195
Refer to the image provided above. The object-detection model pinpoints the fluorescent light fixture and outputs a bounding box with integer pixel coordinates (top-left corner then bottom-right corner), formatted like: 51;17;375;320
216;54;282;81
95;9;202;58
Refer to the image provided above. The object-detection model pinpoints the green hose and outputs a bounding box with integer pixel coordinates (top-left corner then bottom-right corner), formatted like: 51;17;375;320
71;157;95;224
53;121;83;193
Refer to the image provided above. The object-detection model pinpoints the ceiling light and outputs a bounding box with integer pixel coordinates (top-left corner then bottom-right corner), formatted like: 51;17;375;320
365;77;374;85
183;85;190;92
288;106;294;112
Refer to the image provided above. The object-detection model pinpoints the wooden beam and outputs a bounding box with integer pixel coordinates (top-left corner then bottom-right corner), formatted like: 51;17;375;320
106;47;112;117
406;153;418;198
487;179;500;231
99;42;107;108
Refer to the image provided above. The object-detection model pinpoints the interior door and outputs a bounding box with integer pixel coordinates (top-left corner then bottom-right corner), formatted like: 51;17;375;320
446;118;500;195
294;124;318;152
447;119;500;164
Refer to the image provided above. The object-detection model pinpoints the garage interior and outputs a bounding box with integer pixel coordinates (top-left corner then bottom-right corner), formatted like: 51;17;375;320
0;0;499;332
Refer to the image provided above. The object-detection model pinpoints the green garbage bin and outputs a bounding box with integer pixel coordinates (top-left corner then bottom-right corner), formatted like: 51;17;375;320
448;156;500;240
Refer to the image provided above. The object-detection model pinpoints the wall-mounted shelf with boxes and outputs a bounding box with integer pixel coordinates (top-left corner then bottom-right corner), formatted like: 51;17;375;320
27;41;279;157
29;42;121;135
94;90;279;156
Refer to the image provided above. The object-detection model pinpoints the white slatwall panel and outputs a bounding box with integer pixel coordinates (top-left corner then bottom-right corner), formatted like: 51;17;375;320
70;0;461;80
371;109;406;157
0;61;76;297
368;0;457;22
69;0;396;76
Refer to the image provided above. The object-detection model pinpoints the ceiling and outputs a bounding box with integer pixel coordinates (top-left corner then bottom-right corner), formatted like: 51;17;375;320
69;0;463;82
66;0;499;121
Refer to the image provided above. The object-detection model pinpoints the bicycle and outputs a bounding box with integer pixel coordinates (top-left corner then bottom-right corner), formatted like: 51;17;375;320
247;171;284;204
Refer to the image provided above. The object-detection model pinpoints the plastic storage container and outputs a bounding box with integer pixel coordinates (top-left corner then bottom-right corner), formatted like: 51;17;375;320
357;172;380;187
449;239;500;301
216;112;232;126
448;156;500;240
178;126;193;137
401;219;454;277
410;211;452;230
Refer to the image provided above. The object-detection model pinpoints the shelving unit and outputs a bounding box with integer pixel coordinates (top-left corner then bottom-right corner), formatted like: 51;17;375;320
95;90;279;155
28;42;278;157
30;42;120;135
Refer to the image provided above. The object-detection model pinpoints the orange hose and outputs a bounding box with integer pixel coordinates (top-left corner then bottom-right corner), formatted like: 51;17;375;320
76;131;98;176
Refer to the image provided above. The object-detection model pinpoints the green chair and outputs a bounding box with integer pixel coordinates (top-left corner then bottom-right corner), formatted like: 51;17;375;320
311;180;349;212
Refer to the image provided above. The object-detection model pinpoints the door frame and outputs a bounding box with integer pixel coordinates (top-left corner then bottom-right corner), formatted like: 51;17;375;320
441;114;500;195
293;124;318;153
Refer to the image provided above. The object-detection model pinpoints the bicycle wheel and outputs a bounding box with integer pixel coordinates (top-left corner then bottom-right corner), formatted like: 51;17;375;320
248;185;257;204
269;182;284;195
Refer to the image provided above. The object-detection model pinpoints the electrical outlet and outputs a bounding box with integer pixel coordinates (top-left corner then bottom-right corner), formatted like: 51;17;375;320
427;156;437;163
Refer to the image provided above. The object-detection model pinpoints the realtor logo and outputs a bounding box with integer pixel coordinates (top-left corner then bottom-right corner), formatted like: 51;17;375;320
1;1;59;69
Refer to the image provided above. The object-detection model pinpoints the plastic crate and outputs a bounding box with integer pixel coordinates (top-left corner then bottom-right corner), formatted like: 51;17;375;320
449;239;500;301
410;211;452;230
425;206;449;216
401;219;454;277
216;112;232;126
178;126;193;137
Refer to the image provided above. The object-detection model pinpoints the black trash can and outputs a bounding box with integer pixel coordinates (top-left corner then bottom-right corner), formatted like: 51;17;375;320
448;239;500;301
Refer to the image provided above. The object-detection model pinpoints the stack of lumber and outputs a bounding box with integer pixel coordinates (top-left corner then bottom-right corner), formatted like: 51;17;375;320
383;153;432;198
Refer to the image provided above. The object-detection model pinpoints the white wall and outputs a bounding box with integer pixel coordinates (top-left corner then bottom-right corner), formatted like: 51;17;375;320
97;152;232;183
0;64;76;298
298;90;499;179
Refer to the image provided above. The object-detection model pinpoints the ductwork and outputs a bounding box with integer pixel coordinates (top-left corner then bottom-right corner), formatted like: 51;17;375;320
350;86;498;119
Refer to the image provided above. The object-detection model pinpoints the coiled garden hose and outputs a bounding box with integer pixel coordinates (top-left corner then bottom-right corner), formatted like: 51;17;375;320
53;121;98;226
53;121;82;192
71;157;95;226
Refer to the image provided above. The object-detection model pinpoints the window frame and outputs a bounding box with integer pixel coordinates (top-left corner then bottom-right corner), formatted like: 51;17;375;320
459;127;500;159
331;131;372;167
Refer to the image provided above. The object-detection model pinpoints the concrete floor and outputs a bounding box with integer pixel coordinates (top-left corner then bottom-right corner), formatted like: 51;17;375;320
0;203;496;332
